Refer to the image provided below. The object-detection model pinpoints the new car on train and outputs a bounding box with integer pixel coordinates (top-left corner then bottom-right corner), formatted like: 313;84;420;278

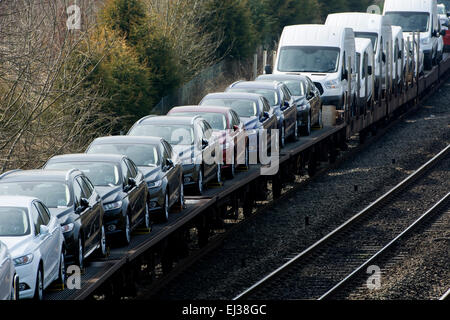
128;116;221;195
44;154;150;243
168;106;249;178
0;170;106;269
0;196;65;300
86;136;184;222
199;92;278;163
0;240;18;300
256;74;322;136
226;81;298;147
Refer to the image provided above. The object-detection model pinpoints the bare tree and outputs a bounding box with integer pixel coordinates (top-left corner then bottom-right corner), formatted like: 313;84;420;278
0;0;115;172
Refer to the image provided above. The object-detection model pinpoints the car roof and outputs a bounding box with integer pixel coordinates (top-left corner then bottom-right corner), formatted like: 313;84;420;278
47;153;126;164
203;92;263;102
257;74;309;82
91;136;164;146
135;115;199;126
0;195;38;207
230;80;282;90
169;105;232;115
0;169;79;183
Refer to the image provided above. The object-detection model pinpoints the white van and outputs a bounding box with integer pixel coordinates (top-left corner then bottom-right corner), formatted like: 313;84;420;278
274;24;356;110
355;38;374;109
325;13;392;96
391;26;404;87
384;0;443;70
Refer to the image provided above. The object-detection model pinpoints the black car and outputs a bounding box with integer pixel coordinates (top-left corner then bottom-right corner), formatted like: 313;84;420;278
128;116;221;195
226;80;298;147
256;74;322;135
85;136;184;222
0;169;106;269
44;154;150;245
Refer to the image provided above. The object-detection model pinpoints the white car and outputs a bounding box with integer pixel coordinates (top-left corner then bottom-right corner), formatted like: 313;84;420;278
0;240;18;300
0;196;65;300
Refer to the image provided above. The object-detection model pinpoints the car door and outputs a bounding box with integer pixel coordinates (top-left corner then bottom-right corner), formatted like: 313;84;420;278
35;201;60;281
0;245;11;300
307;77;321;123
75;176;98;255
30;203;52;285
161;141;178;206
198;120;214;180
125;158;147;223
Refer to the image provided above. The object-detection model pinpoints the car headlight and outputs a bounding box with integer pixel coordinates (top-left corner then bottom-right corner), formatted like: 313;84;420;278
147;180;162;189
14;254;33;266
324;80;340;89
61;223;74;234
104;200;123;211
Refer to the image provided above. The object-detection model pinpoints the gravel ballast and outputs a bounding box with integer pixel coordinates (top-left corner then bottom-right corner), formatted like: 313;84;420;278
138;80;450;300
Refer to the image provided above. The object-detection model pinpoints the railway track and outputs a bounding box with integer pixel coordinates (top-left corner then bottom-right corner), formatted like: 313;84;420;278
234;145;449;300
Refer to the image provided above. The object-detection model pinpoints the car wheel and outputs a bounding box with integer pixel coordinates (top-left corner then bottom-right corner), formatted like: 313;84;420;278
33;267;44;300
318;108;323;128
195;169;204;195
76;237;84;270
57;250;66;286
216;163;222;183
162;193;169;221
279;125;286;148
119;214;131;245
302;113;311;136
227;152;236;179
98;225;107;257
142;202;151;229
176;182;185;210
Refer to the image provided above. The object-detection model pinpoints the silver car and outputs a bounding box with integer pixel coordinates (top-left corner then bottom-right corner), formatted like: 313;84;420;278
0;240;18;300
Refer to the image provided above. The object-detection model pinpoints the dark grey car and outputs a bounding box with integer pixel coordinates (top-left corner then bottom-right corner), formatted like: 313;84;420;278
86;136;184;222
128;116;221;195
256;74;322;136
44;154;149;245
0;169;106;269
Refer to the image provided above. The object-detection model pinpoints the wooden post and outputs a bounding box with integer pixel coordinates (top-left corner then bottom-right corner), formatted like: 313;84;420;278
379;41;383;103
348;56;352;119
416;32;420;97
253;53;258;80
371;50;375;109
263;50;268;69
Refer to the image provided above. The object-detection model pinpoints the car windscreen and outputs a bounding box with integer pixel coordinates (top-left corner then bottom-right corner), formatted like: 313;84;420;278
384;12;430;33
46;162;121;187
0;207;30;237
355;32;378;51
282;80;306;96
278;46;341;73
87;144;160;167
129;125;195;146
201;98;258;118
0;182;71;208
228;88;279;107
171;112;227;131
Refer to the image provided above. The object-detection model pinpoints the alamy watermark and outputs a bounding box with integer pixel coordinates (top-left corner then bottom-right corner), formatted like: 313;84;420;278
366;265;382;290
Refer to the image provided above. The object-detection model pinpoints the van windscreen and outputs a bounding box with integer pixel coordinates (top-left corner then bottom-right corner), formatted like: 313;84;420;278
354;32;378;51
384;12;430;33
278;46;340;73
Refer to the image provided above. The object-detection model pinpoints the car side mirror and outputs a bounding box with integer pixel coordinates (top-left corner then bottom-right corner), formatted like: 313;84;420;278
264;65;273;74
165;158;174;169
342;69;348;81
263;112;270;120
367;66;373;76
283;101;290;109
202;139;209;149
40;225;49;236
233;125;239;131
128;177;137;188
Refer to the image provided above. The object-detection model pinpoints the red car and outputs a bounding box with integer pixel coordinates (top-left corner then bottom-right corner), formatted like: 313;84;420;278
167;106;249;179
